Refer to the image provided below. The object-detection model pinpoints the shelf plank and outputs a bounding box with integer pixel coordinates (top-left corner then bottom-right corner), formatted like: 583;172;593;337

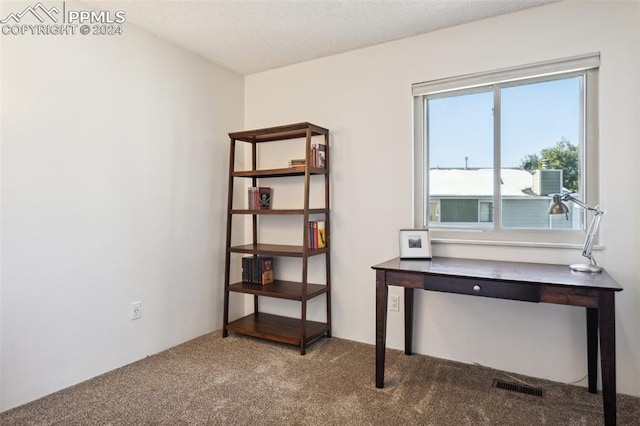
232;167;327;178
229;244;328;257
229;122;329;143
228;280;328;300
230;208;328;215
226;313;329;346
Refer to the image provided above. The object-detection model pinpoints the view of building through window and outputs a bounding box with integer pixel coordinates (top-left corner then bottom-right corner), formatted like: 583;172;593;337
426;75;583;230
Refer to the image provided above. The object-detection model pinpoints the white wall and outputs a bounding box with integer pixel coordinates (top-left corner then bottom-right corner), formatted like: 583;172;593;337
245;1;640;396
0;3;243;410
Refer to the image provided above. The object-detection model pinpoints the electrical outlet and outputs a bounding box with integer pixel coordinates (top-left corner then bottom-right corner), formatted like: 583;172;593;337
389;295;400;312
130;301;141;320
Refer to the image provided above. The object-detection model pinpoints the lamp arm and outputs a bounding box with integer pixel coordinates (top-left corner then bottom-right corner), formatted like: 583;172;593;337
560;194;605;266
581;211;604;264
561;194;604;215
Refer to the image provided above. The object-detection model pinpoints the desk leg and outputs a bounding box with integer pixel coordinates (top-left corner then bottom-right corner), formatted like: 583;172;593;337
404;287;414;355
375;270;388;388
598;292;616;426
586;307;598;394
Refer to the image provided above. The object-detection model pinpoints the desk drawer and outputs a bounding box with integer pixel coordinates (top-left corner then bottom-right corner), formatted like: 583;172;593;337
424;275;540;302
385;271;424;289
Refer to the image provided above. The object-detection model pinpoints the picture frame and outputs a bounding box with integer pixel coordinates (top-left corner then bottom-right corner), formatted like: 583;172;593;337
399;228;432;259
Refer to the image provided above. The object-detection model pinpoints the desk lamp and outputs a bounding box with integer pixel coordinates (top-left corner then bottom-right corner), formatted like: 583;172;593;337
549;194;605;273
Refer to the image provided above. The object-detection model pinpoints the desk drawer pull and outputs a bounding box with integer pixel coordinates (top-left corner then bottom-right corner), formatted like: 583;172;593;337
473;285;481;292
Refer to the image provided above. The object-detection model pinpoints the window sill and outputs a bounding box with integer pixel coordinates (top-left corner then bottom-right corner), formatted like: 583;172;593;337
431;237;603;251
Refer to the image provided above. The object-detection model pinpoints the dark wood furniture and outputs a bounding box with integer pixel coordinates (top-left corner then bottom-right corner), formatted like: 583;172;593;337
222;122;331;354
372;257;623;426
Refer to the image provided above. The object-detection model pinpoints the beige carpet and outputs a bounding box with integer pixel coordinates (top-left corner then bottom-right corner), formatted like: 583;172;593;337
1;331;638;425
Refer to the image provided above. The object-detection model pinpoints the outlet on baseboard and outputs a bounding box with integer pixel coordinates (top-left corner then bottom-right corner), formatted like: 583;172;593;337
130;301;141;320
389;295;400;312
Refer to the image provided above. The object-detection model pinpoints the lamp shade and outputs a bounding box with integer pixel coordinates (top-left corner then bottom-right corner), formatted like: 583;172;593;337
548;194;569;215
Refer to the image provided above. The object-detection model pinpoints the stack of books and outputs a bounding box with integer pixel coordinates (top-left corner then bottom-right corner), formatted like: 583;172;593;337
241;256;274;285
308;220;326;249
248;187;271;210
288;142;326;169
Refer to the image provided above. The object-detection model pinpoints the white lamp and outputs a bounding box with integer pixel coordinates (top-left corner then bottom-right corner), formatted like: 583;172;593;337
549;194;605;273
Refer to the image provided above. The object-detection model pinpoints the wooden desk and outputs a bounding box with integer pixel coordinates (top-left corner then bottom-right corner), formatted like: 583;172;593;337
372;257;623;426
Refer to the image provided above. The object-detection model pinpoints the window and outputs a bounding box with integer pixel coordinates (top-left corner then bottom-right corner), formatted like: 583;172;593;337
412;54;599;245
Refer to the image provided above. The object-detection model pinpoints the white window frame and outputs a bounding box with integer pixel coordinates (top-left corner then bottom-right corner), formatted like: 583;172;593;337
412;53;600;247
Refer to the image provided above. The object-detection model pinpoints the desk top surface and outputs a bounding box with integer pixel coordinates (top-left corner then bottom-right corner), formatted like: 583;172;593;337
372;257;623;291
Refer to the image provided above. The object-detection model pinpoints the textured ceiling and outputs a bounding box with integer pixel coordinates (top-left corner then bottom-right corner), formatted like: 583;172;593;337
92;0;559;75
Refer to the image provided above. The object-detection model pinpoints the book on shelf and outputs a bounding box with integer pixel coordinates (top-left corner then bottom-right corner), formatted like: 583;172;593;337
307;220;326;249
317;143;326;168
309;143;326;169
248;187;271;210
248;187;257;210
317;221;326;248
241;256;274;285
288;159;306;168
258;187;271;210
258;256;274;284
308;221;315;249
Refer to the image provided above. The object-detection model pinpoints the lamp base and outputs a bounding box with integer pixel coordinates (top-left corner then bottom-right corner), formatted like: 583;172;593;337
570;263;603;273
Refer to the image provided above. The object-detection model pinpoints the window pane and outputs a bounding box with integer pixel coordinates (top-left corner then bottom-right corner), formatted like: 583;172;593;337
479;202;493;222
427;91;493;227
441;199;478;222
500;77;583;230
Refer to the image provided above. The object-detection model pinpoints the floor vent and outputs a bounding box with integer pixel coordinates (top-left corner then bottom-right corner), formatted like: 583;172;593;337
492;379;545;398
